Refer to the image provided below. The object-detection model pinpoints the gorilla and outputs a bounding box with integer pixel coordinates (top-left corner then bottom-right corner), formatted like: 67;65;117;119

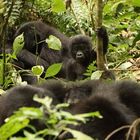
13;21;70;70
0;79;140;140
62;95;136;140
13;21;113;82
61;80;140;140
0;84;56;126
65;27;110;81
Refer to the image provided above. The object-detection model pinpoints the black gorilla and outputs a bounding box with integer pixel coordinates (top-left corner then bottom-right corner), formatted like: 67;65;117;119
0;79;140;140
60;80;140;140
11;21;71;83
13;21;94;82
63;95;136;140
65;35;94;80
0;79;74;126
112;81;140;117
14;21;70;70
0;85;58;126
66;27;109;81
14;21;112;82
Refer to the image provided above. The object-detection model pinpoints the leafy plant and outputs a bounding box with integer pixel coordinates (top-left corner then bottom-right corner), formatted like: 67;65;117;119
0;96;101;140
45;63;62;78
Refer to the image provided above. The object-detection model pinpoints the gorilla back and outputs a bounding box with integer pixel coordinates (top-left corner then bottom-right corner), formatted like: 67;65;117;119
14;21;70;70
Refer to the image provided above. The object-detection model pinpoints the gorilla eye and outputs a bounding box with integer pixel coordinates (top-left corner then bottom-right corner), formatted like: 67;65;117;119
72;47;78;53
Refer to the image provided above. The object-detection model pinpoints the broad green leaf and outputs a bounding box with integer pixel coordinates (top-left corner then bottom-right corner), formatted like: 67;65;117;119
65;128;94;140
0;118;29;140
32;65;44;76
118;62;133;70
51;0;66;13
46;35;62;50
45;63;62;78
0;106;44;140
12;33;24;59
19;107;43;118
91;71;103;80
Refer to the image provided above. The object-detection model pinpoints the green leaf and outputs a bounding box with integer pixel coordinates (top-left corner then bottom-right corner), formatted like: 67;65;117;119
0;0;5;14
23;131;44;140
51;0;66;13
111;1;125;13
46;35;62;50
91;71;103;80
118;62;133;70
19;107;43;119
0;118;29;140
12;33;24;59
34;95;53;108
0;106;44;140
132;32;140;47
31;65;44;76
77;112;102;119
65;128;94;140
132;0;140;7
45;63;62;78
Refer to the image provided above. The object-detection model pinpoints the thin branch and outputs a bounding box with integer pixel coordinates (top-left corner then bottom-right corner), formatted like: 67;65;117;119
70;1;85;35
105;125;130;140
95;0;106;70
110;68;140;71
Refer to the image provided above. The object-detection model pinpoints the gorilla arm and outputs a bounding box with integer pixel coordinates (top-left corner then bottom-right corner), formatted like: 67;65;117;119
17;49;49;69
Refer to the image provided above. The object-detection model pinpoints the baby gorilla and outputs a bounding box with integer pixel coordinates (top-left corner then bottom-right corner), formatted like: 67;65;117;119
65;35;94;80
66;27;109;81
13;21;99;83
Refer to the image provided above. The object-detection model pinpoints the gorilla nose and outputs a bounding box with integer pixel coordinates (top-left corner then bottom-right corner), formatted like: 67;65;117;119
77;51;83;58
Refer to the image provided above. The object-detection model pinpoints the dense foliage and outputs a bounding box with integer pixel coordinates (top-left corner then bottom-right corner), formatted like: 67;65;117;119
0;0;140;139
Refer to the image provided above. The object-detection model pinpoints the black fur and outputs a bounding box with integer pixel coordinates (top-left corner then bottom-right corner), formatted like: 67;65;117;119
112;81;140;117
0;85;60;126
13;21;111;82
66;27;109;81
64;95;136;140
0;79;140;139
66;35;94;80
14;21;69;70
96;26;109;55
61;80;140;140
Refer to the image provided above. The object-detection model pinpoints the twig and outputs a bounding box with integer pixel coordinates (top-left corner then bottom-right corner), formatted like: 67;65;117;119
109;68;140;71
105;125;130;140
